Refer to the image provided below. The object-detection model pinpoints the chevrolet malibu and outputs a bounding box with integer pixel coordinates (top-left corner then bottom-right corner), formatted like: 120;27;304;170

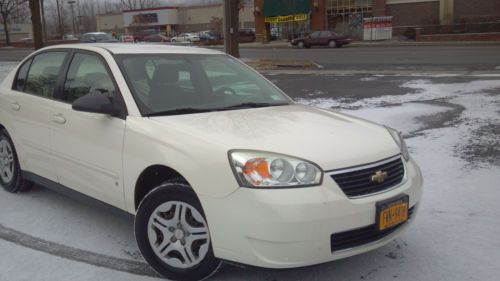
0;44;423;280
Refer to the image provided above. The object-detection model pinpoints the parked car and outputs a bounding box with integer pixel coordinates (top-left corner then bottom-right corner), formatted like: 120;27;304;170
239;28;256;43
291;30;352;48
170;33;200;43
19;37;33;43
63;34;77;40
80;32;119;43
120;34;135;43
197;31;218;42
142;34;170;43
0;44;422;281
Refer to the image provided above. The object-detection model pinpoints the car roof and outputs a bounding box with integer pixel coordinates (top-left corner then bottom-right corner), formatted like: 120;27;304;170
83;32;107;35
41;43;224;55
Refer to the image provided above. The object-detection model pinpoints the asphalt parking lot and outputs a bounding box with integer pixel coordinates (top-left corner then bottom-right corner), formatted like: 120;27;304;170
0;45;499;280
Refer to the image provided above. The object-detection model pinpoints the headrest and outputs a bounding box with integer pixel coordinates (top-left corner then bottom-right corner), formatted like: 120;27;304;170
152;64;180;84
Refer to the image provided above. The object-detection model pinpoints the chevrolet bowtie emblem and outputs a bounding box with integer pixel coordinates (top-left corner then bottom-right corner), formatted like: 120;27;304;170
371;171;388;183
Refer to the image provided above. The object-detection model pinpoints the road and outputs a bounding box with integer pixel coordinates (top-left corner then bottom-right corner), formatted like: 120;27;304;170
1;44;500;71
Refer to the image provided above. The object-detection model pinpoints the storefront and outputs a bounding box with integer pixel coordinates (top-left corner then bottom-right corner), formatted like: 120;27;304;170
123;7;179;37
255;0;500;41
254;0;327;42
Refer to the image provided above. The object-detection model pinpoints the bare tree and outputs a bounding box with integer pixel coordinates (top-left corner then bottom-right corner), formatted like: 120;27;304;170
0;0;28;45
121;0;159;10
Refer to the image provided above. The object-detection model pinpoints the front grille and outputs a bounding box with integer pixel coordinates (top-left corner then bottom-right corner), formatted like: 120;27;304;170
330;207;415;252
329;156;405;198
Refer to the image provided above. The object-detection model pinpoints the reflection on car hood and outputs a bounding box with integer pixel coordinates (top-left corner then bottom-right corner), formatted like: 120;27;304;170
149;104;400;170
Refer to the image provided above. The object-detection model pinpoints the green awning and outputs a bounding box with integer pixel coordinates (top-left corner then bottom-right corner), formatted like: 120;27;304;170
263;0;311;17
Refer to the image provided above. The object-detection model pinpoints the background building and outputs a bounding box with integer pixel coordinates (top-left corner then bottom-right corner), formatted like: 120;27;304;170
254;0;500;41
96;13;125;34
96;3;255;37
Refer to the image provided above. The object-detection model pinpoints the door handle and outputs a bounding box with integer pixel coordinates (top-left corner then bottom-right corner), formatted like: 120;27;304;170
52;114;66;124
10;102;20;111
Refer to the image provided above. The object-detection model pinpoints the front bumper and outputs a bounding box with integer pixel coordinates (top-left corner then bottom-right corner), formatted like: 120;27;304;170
200;158;423;268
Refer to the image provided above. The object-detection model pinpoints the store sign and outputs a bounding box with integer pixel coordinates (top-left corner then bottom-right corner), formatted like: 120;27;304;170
265;14;308;23
133;13;159;24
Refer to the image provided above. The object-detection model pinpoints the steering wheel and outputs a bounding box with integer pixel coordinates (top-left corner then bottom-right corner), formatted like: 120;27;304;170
213;87;236;97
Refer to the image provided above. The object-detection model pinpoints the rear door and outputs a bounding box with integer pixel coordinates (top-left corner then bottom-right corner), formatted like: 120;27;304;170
319;31;332;46
2;51;69;181
49;50;127;208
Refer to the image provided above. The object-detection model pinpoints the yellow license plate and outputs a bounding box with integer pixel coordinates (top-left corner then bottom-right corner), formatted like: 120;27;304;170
377;196;409;231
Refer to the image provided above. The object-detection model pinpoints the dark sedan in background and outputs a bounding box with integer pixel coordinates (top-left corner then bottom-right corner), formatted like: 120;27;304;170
291;30;352;48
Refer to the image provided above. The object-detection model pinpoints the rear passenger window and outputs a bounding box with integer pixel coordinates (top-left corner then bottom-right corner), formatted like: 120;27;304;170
13;58;32;91
63;53;116;103
25;52;67;98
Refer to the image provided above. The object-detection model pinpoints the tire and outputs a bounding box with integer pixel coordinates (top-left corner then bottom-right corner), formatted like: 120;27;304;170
135;183;221;281
328;40;337;48
0;129;33;193
297;41;305;48
171;39;176;43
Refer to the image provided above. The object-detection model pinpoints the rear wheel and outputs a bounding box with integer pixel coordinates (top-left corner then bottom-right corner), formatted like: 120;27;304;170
135;183;221;281
0;129;33;193
328;40;337;48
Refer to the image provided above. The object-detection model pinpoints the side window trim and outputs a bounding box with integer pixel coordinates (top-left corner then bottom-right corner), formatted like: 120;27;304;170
11;58;33;92
60;49;128;119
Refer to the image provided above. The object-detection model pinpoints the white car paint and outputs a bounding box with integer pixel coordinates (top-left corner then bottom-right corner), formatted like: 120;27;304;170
0;44;422;271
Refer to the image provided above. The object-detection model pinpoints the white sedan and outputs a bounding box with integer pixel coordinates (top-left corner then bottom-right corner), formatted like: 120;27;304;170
0;44;422;280
170;33;200;43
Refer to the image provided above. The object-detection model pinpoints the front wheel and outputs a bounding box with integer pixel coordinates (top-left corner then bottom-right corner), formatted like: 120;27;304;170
328;40;337;48
297;41;305;48
135;183;221;281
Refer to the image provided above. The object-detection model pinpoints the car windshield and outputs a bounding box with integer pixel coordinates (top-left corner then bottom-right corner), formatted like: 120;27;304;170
115;54;292;116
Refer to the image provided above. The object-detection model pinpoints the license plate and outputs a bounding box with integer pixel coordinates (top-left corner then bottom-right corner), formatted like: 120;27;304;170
376;195;409;231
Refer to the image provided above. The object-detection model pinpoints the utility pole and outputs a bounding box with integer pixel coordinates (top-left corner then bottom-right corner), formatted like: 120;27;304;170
223;0;240;58
40;0;47;41
56;0;63;39
68;0;76;36
29;0;44;49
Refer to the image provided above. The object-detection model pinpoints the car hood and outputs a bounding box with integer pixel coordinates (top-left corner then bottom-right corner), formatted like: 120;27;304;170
149;105;400;170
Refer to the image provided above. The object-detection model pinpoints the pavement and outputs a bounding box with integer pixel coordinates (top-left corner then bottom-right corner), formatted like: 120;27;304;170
0;45;499;281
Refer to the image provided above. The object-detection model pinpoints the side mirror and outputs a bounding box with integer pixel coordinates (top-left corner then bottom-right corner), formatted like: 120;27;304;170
72;93;120;116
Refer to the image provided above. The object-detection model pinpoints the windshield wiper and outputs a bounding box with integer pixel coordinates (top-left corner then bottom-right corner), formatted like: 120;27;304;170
145;103;289;116
145;107;215;117
216;102;289;110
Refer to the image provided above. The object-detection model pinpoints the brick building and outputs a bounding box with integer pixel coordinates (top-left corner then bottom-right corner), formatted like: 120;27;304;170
254;0;500;41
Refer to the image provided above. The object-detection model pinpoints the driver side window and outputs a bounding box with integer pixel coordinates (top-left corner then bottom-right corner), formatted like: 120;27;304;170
63;53;116;103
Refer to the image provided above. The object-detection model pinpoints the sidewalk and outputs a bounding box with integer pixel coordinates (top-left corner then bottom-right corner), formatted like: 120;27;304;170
234;39;500;49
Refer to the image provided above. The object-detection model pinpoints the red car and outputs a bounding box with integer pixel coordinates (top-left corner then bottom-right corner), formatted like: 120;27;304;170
291;30;352;48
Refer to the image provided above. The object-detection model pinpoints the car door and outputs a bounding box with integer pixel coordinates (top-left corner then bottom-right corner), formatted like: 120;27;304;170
319;31;332;46
2;51;69;182
49;51;127;208
308;31;321;46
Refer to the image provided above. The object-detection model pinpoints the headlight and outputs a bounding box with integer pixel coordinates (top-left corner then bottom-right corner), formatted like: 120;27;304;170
386;127;410;161
229;150;323;188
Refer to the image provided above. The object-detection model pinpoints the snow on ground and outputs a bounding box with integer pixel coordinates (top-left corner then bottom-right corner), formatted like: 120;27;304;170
0;61;499;281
